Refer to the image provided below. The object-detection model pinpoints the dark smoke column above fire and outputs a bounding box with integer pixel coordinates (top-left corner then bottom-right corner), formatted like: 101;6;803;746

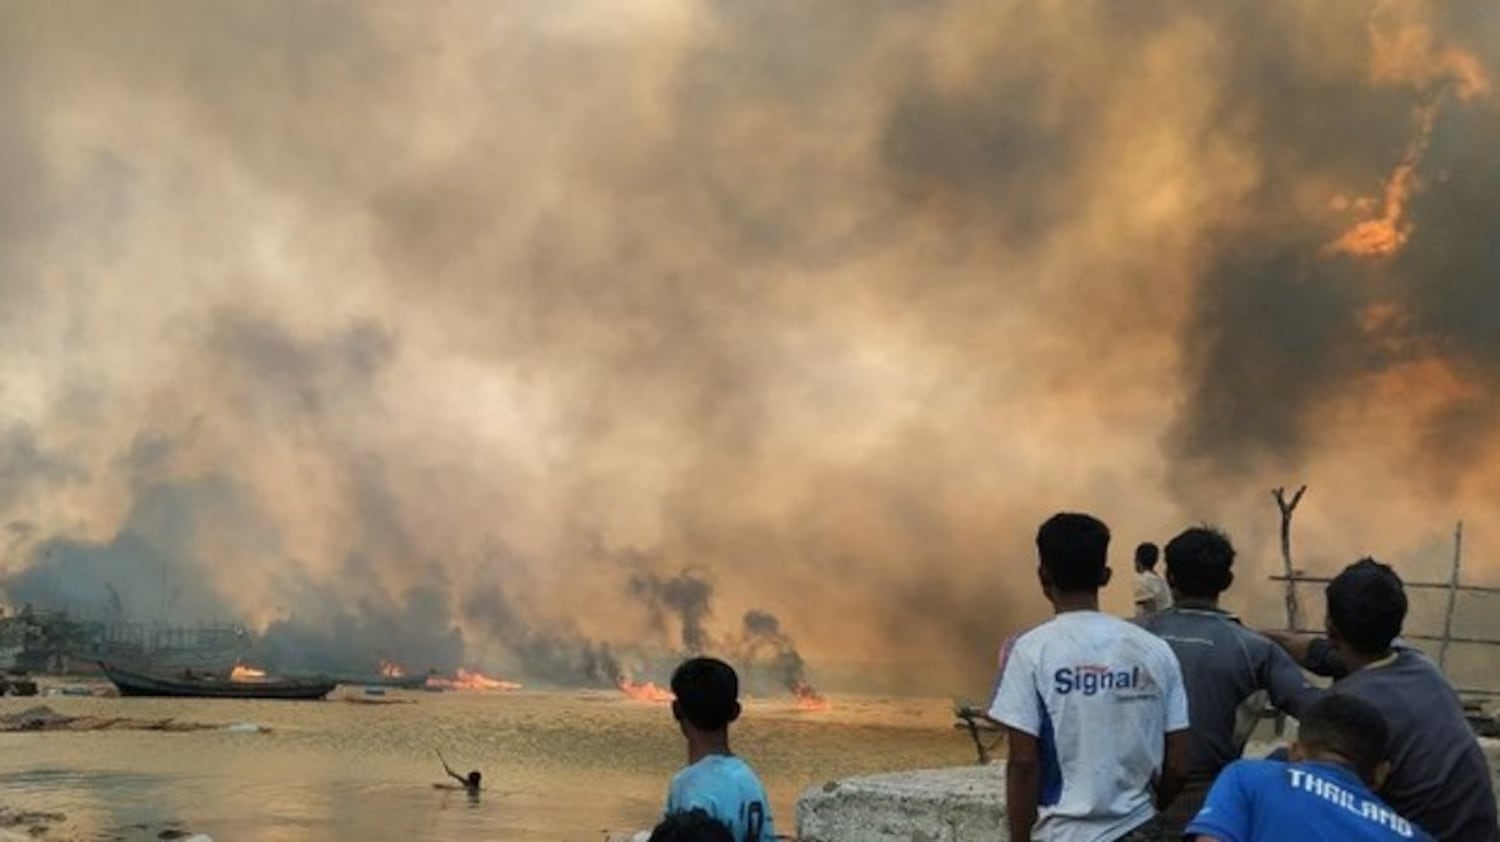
0;1;1498;694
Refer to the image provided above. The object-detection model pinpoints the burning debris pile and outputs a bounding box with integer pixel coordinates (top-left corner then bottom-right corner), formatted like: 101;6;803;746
424;668;522;692
617;679;675;703
458;562;829;706
611;569;831;709
737;610;831;712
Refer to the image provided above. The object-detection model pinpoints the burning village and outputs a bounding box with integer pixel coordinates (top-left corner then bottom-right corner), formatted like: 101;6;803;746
2;0;1500;840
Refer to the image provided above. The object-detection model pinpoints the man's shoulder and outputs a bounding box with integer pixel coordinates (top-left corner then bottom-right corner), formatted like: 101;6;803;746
1114;615;1182;656
1002;619;1059;654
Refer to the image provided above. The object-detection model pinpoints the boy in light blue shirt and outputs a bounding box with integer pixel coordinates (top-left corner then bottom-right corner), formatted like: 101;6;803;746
662;657;776;842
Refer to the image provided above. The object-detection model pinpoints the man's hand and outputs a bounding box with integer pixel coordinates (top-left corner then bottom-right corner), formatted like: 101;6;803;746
1005;727;1041;842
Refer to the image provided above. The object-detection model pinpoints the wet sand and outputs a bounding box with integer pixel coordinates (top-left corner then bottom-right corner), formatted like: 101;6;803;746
0;687;974;840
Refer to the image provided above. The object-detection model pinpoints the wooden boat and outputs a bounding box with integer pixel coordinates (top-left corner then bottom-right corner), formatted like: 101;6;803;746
99;662;337;700
327;672;431;690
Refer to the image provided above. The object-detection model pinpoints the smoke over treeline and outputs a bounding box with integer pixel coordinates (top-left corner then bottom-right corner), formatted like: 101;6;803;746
1;1;1498;693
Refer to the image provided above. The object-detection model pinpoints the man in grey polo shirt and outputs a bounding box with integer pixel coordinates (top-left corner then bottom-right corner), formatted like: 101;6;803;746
1267;559;1498;841
1137;526;1321;836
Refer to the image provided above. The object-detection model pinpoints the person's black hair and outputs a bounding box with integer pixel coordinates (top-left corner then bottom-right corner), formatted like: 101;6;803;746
648;810;735;842
1036;513;1110;593
670;656;741;731
466;771;481;787
1163;527;1235;598
1326;558;1406;655
1134;542;1159;571
1299;693;1391;784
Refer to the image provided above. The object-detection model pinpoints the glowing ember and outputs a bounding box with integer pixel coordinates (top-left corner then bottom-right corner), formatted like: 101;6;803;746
618;679;674;703
792;682;831;712
378;659;405;678
425;668;522;692
230;664;267;682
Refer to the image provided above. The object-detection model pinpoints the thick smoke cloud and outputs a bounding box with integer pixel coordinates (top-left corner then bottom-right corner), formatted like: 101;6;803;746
1;1;1498;693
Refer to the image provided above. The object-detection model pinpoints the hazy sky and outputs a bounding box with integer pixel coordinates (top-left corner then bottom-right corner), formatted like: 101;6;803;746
2;0;1497;692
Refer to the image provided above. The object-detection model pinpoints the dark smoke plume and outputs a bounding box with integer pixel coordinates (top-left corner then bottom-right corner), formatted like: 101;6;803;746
629;568;715;654
462;583;625;687
737;609;820;699
2;1;1499;694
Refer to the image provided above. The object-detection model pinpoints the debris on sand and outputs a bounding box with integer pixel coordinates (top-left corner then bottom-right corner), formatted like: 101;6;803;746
0;705;217;733
0;808;65;837
340;696;416;706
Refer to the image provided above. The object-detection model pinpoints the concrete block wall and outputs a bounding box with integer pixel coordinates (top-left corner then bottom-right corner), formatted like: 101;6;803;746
795;739;1500;842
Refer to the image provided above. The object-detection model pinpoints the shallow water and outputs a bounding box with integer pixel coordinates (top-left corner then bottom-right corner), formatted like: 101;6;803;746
0;686;974;840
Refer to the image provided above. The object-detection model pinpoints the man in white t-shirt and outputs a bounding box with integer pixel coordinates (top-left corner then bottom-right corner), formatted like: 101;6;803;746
1133;542;1172;617
991;513;1190;841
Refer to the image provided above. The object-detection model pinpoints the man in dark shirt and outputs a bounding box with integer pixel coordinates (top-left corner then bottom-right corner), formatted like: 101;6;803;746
1267;558;1498;842
1137;527;1321;836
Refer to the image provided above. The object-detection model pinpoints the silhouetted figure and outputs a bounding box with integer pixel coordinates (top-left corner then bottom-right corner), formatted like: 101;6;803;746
436;751;481;795
649;809;734;842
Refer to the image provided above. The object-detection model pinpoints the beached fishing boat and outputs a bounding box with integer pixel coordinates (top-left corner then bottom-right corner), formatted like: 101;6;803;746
99;663;337;700
329;672;431;690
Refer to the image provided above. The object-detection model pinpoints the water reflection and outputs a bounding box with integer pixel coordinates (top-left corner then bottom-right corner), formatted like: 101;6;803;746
0;690;969;840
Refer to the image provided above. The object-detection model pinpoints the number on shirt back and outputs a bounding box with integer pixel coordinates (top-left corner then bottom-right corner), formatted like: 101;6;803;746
741;801;764;842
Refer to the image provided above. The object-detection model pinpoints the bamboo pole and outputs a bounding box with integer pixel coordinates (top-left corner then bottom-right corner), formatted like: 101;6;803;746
1440;521;1464;669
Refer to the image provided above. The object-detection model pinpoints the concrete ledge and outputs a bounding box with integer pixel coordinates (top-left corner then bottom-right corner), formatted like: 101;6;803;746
797;765;1006;842
796;739;1500;842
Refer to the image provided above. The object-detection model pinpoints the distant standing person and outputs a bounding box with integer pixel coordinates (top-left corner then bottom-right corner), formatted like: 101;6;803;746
990;513;1190;841
1185;693;1433;841
1137;526;1321;836
661;657;776;842
1133;542;1172;616
1266;559;1498;841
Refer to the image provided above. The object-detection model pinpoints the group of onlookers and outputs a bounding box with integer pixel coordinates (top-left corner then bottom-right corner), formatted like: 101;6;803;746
990;512;1498;841
645;510;1498;842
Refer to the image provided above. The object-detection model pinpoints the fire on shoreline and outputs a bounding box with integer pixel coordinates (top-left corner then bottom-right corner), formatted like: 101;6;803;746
425;668;522;692
792;681;831;712
378;659;405;679
618;679;674;702
230;664;267;682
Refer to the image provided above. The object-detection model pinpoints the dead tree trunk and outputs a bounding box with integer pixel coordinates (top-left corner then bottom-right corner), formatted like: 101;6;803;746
1272;486;1307;632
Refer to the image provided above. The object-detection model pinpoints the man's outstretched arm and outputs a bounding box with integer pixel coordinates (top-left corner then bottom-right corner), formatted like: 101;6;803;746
1005;727;1041;842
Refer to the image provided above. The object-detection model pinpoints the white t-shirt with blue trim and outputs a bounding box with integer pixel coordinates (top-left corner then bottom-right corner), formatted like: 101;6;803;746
989;610;1190;842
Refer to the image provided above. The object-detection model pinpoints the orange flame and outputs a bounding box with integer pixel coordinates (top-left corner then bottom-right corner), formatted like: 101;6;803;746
1325;9;1490;261
792;681;831;712
618;679;675;702
378;659;405;678
230;664;267;682
425;668;522;692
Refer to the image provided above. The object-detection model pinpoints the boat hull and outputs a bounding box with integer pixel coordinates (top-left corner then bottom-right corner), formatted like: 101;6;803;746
99;663;336;700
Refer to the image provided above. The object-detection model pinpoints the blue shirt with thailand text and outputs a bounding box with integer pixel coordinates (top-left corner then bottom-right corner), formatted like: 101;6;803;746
1186;759;1433;842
